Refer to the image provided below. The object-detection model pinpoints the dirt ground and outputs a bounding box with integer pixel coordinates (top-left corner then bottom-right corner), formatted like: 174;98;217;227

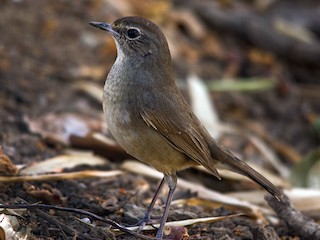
1;1;320;239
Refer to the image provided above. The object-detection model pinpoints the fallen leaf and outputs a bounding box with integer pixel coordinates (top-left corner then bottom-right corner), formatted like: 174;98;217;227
26;113;103;145
20;151;107;175
0;212;30;240
0;147;18;176
188;75;221;140
23;182;66;205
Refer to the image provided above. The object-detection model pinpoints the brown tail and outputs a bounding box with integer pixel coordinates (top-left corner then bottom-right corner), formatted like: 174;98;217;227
209;142;284;201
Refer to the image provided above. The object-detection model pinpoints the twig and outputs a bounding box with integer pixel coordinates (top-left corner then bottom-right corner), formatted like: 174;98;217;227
266;195;320;239
33;208;75;239
242;120;302;164
0;170;123;183
0;203;155;240
177;0;320;65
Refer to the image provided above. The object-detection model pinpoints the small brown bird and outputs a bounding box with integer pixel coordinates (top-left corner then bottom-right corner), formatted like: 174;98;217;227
90;16;283;239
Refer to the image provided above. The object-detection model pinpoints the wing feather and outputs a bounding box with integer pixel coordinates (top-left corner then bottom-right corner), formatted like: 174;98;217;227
139;92;220;179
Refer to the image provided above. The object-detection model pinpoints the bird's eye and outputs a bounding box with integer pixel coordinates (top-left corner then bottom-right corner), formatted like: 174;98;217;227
126;28;141;39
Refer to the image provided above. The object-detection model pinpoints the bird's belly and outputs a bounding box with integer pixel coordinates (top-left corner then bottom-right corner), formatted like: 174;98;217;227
104;101;196;174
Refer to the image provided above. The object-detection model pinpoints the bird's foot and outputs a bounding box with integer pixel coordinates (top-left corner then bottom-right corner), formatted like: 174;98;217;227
126;215;159;231
155;229;163;239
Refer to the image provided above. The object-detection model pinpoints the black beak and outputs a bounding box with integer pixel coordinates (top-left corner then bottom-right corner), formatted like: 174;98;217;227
89;21;119;37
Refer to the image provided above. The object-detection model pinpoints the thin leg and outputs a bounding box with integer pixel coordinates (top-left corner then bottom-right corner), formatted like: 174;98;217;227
136;177;165;230
155;174;177;239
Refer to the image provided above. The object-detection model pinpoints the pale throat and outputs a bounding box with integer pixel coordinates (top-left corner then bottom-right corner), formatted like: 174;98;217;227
114;40;125;64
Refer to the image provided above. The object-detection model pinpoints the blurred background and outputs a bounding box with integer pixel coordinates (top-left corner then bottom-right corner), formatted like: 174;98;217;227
1;0;320;239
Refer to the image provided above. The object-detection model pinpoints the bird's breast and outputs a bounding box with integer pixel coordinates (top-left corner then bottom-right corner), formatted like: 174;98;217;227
102;73;196;174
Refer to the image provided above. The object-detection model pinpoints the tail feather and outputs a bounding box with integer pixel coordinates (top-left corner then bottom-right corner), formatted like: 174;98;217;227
209;142;284;201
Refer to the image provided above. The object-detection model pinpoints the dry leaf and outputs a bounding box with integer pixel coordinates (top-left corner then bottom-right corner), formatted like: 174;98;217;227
188;75;221;140
0;212;30;240
20;151;107;175
74;81;104;102
26;113;103;145
70;133;130;160
115;213;243;233
163;225;189;240
70;65;106;80
23;182;66;205
0;147;18;176
274;17;316;44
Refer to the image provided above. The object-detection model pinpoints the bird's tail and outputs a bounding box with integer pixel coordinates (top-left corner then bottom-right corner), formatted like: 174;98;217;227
209;141;284;201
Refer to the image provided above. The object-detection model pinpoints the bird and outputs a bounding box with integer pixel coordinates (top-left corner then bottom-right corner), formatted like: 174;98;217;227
90;16;284;239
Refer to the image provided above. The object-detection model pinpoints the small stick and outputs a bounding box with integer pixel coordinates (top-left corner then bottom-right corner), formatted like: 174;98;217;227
266;195;320;239
1;203;155;240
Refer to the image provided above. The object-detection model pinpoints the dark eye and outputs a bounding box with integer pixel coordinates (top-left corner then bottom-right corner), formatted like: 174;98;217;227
126;28;141;39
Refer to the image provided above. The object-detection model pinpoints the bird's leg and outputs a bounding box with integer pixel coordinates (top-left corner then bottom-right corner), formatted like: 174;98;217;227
135;177;165;230
155;174;177;239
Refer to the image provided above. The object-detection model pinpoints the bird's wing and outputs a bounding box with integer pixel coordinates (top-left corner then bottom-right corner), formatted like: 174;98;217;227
139;89;220;179
139;88;284;200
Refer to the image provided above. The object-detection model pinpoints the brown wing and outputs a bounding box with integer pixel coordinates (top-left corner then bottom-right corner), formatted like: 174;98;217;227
139;88;221;179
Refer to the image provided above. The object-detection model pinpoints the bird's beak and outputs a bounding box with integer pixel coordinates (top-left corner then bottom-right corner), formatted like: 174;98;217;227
89;22;119;37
